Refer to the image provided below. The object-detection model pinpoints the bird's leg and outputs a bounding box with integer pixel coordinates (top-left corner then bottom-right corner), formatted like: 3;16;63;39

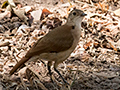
54;62;69;85
47;61;54;82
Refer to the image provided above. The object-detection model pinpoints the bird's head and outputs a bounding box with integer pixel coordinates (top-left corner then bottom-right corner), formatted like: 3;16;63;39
67;9;87;25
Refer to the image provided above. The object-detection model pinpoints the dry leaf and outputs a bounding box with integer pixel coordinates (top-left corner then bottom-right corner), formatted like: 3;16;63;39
0;10;11;20
1;1;9;8
13;8;28;24
40;8;52;21
83;41;92;50
98;2;109;12
114;8;120;17
8;0;16;7
0;41;10;47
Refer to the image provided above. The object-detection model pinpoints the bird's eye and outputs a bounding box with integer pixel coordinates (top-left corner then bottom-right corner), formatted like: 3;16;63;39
73;12;76;15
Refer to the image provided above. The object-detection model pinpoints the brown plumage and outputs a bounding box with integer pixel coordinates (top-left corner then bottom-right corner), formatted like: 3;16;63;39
10;25;73;75
10;9;86;84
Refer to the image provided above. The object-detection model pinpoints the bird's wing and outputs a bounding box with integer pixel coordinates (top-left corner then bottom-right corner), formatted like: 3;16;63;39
25;25;74;57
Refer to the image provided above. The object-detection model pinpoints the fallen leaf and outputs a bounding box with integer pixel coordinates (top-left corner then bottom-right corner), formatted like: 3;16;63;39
114;8;120;17
40;8;52;21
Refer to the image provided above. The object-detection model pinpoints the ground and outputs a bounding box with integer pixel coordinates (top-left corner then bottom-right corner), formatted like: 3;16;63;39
0;0;120;90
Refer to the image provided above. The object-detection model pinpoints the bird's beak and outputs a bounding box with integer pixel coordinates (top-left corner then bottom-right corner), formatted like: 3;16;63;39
81;13;87;16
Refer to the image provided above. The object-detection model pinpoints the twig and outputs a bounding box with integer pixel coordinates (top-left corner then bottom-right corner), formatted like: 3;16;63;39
0;41;10;47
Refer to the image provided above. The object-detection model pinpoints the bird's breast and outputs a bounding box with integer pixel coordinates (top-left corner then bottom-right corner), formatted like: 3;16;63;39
37;28;81;62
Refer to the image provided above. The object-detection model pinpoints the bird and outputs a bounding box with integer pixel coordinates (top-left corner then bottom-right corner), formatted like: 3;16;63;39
9;9;87;84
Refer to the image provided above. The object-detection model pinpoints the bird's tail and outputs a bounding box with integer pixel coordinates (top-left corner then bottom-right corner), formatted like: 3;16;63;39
10;57;30;75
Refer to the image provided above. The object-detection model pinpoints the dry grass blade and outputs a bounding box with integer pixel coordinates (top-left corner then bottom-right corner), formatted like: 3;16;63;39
33;78;48;90
20;74;28;90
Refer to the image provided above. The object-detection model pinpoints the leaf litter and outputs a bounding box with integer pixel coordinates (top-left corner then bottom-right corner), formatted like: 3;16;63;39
0;0;120;90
